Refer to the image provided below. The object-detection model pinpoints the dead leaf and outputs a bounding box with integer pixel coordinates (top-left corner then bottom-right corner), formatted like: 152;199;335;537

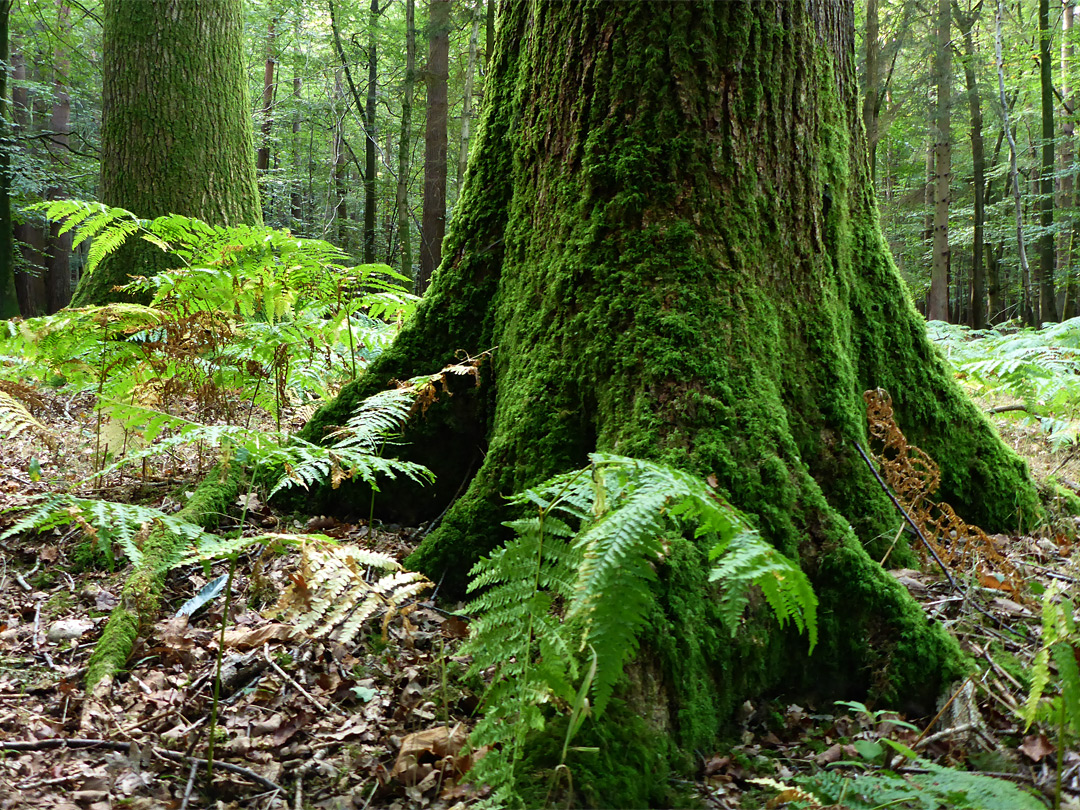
391;726;469;779
1020;733;1055;762
221;623;298;649
441;616;469;639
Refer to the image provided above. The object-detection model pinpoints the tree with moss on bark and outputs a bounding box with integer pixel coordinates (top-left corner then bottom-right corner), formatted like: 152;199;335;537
295;1;1041;805
70;0;260;306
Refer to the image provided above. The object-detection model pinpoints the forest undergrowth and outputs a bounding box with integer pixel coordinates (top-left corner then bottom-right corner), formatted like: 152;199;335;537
1;206;1080;809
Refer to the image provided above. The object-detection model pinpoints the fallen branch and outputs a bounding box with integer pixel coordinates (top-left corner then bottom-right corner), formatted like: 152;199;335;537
986;403;1029;414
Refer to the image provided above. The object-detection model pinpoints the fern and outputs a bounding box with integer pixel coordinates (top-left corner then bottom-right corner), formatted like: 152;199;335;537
264;534;432;645
1022;584;1080;742
2;495;221;570
0;388;57;450
462;453;817;804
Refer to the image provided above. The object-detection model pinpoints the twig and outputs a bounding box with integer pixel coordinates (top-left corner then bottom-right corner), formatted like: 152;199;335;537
179;760;199;810
0;739;284;795
853;441;958;590
15;560;41;592
986;403;1029;414
263;643;330;713
914;721;981;749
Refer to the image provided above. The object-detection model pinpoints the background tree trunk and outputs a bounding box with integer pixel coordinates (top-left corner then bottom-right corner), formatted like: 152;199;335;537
396;0;416;279
863;0;879;187
71;0;261;306
957;3;986;328
364;0;379;263
929;0;951;321
456;0;481;197
300;6;1039;801
45;0;72;314
417;0;449;294
1040;0;1058;321
1062;0;1076;319
256;19;276;175
0;0;17;319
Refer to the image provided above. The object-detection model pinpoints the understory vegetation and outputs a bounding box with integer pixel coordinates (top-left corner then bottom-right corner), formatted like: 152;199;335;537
1;210;1079;807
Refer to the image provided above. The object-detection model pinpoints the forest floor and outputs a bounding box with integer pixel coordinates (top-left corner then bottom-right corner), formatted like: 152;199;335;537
0;386;1078;810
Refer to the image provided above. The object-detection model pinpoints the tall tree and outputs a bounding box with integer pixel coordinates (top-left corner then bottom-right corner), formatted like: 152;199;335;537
863;0;880;186
302;3;1037;801
418;0;449;294
364;0;379;263
456;0;481;196
256;18;277;175
955;1;987;328
929;0;952;321
1061;0;1077;318
396;0;416;278
71;0;260;305
0;0;17;319
1039;0;1057;320
45;0;72;314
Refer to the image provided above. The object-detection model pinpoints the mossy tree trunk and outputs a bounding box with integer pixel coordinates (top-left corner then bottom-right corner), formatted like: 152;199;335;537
303;2;1039;803
71;0;260;306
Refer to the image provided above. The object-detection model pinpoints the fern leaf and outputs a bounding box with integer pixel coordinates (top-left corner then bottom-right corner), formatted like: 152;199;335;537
0;389;58;450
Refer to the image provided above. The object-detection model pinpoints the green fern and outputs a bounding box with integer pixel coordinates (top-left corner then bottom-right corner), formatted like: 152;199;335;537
789;741;1046;809
462;453;817;805
2;495;220;570
1022;584;1080;741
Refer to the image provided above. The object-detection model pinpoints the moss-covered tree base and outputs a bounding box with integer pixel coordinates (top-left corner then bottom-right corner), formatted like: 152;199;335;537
298;2;1037;804
85;460;242;693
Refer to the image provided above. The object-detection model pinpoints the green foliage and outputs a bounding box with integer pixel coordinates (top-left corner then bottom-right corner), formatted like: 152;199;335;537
930;319;1080;448
1022;584;1080;739
787;748;1047;810
462;453;817;806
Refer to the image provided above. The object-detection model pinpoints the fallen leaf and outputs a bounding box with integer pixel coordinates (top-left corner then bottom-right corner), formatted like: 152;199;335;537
1020;733;1055;762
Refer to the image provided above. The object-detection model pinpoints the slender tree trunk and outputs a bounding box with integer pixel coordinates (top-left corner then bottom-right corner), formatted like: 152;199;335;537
11;45;45;317
299;6;1039;801
45;0;72;314
418;0;449;294
457;0;481;197
364;0;379;263
256;19;276;175
1040;0;1058;321
333;69;349;249
0;0;17;319
863;0;879;187
396;0;416;279
957;5;986;328
929;0;951;321
72;0;261;305
997;0;1033;324
485;0;494;68
1062;0;1077;319
291;71;303;229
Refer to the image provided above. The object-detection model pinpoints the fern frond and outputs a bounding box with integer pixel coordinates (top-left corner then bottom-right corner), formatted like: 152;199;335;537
0;389;58;450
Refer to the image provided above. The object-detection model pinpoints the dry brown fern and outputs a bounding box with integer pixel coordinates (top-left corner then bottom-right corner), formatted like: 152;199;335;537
863;389;1023;598
0;387;58;452
267;534;432;645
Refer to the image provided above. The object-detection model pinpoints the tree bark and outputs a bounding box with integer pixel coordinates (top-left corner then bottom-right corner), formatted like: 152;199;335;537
956;3;986;329
72;0;261;306
291;71;303;229
929;0;951;321
364;0;379;264
863;0;879;187
417;0;449;294
0;0;17;319
11;45;46;317
456;0;481;197
45;0;72;314
256;19;276;175
1062;0;1077;319
298;6;1040;799
396;0;416;279
333;69;349;250
1040;0;1058;321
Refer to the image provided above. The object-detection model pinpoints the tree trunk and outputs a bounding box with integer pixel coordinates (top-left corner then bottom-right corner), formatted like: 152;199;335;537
862;0;879;187
457;0;481;197
291;71;303;229
45;0;72;314
485;0;495;69
956;4;986;328
72;0;261;306
364;0;379;264
333;69;349;249
929;0;951;321
256;19;276;175
300;4;1039;800
1040;0;1058;321
997;0;1034;324
0;0;17;319
417;0;449;294
11;46;46;317
396;0;416;279
1062;0;1077;319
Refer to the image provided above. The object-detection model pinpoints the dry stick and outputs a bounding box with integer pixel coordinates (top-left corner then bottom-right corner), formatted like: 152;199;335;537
853;441;1033;641
263;643;331;713
179;760;199;810
0;739;283;795
853;441;958;590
